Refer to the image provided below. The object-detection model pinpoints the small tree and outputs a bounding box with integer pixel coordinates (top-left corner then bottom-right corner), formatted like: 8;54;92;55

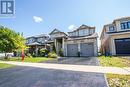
0;26;26;59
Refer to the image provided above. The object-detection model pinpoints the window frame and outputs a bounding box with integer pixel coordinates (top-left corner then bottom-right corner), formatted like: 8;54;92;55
121;21;130;30
109;26;115;32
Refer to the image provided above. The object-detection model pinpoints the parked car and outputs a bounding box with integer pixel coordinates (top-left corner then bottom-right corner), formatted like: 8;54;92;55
0;53;13;59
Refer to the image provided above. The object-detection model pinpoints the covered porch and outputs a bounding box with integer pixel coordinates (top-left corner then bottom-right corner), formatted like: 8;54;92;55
27;42;50;56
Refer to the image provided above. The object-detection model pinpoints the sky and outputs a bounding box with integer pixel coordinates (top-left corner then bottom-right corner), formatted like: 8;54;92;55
0;0;130;46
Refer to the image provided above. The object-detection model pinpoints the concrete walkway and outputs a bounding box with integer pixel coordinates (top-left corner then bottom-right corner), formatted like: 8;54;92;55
0;61;130;75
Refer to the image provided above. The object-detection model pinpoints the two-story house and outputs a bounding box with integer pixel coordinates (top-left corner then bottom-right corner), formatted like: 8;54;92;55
100;17;130;56
26;34;49;56
49;24;98;57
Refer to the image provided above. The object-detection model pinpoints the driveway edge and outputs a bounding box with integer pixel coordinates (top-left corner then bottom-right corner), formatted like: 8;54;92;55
97;57;109;87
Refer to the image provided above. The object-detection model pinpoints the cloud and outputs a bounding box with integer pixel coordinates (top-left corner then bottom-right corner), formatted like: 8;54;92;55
33;16;43;23
68;25;77;31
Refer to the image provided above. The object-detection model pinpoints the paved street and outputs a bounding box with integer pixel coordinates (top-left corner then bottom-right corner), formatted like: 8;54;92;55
0;66;108;87
0;57;109;87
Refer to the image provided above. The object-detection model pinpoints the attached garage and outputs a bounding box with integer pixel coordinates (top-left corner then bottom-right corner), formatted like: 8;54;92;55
80;43;94;57
115;38;130;55
67;43;94;57
67;44;78;57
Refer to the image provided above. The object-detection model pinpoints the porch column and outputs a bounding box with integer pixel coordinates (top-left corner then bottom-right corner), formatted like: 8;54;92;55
54;39;57;49
62;38;64;50
35;45;38;57
54;39;58;53
78;43;80;52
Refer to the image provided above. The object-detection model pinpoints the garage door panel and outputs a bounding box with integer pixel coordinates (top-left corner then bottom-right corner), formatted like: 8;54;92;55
67;44;78;57
115;38;130;55
80;43;94;57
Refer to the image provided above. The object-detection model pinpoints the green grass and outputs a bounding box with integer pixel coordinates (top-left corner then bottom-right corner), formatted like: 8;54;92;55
99;56;130;87
107;74;130;87
2;57;56;63
0;63;14;69
99;56;130;67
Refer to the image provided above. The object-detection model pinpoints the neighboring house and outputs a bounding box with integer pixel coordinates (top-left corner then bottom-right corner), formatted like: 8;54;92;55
100;17;130;56
26;34;49;56
48;24;98;57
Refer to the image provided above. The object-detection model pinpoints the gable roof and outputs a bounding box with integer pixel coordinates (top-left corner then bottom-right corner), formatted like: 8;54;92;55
49;28;68;36
78;24;95;29
68;24;95;33
49;29;62;35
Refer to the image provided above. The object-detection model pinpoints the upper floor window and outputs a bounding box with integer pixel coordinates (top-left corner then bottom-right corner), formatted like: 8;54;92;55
89;29;94;34
69;31;77;37
79;29;84;36
121;21;130;29
69;29;91;37
109;26;115;32
79;29;89;36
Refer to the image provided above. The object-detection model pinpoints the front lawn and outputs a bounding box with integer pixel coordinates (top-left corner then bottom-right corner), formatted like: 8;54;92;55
99;56;130;67
99;56;130;87
107;74;130;87
2;57;56;63
0;63;14;69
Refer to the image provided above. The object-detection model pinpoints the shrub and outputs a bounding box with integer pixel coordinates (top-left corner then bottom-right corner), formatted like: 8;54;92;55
40;48;48;57
59;49;64;57
48;52;57;58
52;44;56;53
26;53;32;58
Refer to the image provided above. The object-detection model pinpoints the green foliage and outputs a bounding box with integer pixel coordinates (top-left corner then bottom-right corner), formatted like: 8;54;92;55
0;26;26;53
99;56;130;87
26;53;32;58
98;56;130;67
0;63;14;69
2;57;55;63
52;44;56;53
59;48;64;57
107;74;130;87
40;48;48;56
48;52;58;58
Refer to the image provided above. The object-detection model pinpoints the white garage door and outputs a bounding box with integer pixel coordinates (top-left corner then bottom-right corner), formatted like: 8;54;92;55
67;44;78;57
80;43;94;57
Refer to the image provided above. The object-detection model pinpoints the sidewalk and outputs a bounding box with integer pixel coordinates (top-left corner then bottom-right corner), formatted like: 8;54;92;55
0;61;130;75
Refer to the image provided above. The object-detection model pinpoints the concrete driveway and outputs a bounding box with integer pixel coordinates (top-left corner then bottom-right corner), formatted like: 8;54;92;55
0;57;108;87
43;57;100;66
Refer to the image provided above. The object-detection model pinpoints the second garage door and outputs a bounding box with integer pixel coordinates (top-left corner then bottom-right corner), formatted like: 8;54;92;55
115;38;130;55
80;43;94;57
67;44;78;57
